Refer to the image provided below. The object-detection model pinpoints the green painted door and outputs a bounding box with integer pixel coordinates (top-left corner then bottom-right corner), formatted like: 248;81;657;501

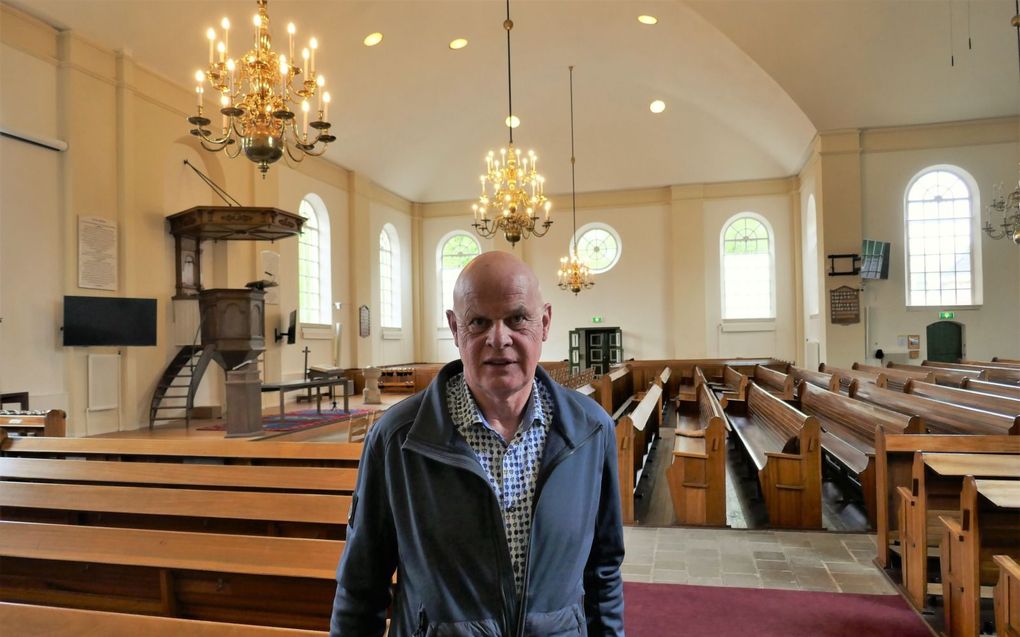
926;321;963;363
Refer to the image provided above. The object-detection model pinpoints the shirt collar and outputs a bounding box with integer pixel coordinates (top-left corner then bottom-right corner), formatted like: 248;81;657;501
450;373;549;437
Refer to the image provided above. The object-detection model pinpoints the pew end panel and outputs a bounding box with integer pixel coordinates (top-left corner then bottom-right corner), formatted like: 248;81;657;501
994;555;1020;637
666;383;728;526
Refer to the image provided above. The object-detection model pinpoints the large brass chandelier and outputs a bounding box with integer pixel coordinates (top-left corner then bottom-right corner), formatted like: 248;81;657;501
188;0;335;177
471;0;551;246
558;67;594;295
983;171;1020;245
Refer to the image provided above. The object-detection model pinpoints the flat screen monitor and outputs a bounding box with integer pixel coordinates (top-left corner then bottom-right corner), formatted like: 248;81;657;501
286;309;297;344
860;239;891;280
63;296;157;347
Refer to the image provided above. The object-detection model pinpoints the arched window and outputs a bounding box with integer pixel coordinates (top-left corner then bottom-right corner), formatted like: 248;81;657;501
905;167;981;307
438;232;481;319
379;223;401;329
804;195;819;316
297;195;332;325
721;214;775;320
573;222;622;274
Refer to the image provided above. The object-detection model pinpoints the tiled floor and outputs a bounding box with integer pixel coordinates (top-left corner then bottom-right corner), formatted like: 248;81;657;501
622;526;897;595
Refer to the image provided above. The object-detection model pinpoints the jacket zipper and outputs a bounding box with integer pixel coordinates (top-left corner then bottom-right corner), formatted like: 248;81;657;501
513;423;603;637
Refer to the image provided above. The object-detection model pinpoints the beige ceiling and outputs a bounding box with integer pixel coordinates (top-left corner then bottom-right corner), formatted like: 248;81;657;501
9;0;1020;203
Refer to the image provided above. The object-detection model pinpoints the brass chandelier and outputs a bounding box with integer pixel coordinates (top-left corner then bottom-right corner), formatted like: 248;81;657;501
188;0;335;177
471;0;551;246
558;66;594;295
983;4;1020;245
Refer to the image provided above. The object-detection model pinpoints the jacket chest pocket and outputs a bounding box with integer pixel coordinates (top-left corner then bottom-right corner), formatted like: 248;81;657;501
524;604;585;637
413;606;503;637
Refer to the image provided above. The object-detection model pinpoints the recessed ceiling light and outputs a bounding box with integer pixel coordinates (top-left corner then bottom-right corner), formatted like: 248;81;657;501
449;38;468;50
363;32;383;46
505;115;520;128
638;15;658;25
649;100;666;114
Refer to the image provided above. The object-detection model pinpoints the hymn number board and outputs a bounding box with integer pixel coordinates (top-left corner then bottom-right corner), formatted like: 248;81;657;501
829;286;861;325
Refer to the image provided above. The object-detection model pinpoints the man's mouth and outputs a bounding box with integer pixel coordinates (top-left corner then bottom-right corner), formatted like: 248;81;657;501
483;358;515;366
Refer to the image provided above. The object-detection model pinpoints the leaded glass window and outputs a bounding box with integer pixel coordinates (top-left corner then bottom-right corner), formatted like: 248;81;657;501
722;215;774;320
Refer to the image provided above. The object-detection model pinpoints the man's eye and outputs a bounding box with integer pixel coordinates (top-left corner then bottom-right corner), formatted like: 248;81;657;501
509;315;527;326
469;317;487;328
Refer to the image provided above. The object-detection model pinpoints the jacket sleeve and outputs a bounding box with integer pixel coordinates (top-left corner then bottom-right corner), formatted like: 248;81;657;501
582;419;626;636
330;427;398;637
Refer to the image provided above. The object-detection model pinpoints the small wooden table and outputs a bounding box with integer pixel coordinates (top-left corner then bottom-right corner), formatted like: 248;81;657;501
261;378;353;420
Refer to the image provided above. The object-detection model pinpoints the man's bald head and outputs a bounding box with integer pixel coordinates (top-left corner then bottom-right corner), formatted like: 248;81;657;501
453;251;543;314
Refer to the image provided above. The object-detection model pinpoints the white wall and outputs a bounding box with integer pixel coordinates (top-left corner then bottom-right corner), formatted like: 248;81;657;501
367;200;414;366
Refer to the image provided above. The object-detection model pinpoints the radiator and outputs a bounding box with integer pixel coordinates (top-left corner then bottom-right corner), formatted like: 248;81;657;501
805;340;821;370
87;353;120;411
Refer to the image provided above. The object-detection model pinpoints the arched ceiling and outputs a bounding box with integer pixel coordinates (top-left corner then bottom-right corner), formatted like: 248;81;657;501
9;1;1019;203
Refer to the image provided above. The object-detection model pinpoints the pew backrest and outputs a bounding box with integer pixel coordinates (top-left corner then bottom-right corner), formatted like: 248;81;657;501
854;362;933;391
753;364;795;399
850;380;1020;435
961;378;1020;400
722;365;749;399
599;366;633;418
799;381;921;440
923;360;1020;383
886;362;975;386
904;379;1020;418
820;364;887;390
790;366;839;393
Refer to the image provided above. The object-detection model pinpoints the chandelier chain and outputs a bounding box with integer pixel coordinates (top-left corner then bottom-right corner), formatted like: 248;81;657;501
570;65;577;255
505;0;514;145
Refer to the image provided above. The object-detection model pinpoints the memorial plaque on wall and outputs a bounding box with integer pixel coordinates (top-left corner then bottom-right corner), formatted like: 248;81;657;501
829;286;861;325
359;305;370;337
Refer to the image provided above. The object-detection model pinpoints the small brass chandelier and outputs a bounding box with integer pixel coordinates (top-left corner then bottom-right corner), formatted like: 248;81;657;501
187;0;335;177
558;66;594;295
471;0;551;246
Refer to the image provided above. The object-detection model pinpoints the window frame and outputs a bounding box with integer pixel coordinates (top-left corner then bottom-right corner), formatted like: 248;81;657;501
379;223;402;336
297;194;332;327
902;165;983;309
572;221;622;274
436;231;481;330
719;212;777;322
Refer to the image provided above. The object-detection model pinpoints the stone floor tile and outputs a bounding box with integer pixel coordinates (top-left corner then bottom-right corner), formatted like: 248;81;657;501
721;572;763;588
654;558;687;571
687;560;722;578
686;576;725;587
622;573;651;583
754;559;789;570
830;572;896;594
651;569;689;584
824;560;875;574
621;563;652;576
721;556;757;574
759;569;798;586
793;566;838;590
654;549;687;561
687;547;721;559
752;550;786;561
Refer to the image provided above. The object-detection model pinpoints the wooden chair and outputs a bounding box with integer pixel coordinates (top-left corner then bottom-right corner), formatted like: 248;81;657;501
939;477;1020;637
666;383;728;526
728;383;821;529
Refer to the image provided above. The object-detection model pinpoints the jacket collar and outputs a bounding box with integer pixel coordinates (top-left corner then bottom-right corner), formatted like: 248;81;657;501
405;360;598;457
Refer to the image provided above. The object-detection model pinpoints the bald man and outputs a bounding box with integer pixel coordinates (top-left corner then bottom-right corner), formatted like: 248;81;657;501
330;251;625;637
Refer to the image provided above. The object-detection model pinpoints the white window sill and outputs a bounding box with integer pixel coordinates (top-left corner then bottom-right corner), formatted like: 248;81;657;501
381;327;403;340
720;320;776;333
905;305;982;312
300;324;333;340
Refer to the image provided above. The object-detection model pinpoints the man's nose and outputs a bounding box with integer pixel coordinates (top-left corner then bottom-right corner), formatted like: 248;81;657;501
485;319;513;348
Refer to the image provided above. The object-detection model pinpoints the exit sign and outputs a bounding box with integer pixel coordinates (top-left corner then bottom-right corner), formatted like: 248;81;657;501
939;311;955;320
592;315;604;324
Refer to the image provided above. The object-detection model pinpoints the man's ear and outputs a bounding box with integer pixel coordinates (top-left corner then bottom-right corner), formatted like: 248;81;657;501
445;309;460;347
540;303;552;341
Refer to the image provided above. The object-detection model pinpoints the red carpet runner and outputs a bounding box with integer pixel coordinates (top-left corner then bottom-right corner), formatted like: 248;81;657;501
623;582;931;637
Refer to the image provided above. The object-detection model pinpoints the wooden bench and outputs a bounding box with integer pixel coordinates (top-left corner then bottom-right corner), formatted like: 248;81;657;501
616;381;662;524
850;381;1020;435
790;365;840;393
714;365;749;402
752;364;795;400
886;362;976;387
666;383;728;526
965;359;1020;370
676;366;714;405
819;363;887;391
874;432;1020;569
0;410;66;437
0;602;328;636
994;554;1020;637
923;360;1020;384
727;383;821;529
797;381;920;529
854;363;933;392
598;366;634;420
940;477;1020;637
993;356;1020;365
896;452;1020;610
0;437;361;467
962;378;1020;400
904;379;1020;418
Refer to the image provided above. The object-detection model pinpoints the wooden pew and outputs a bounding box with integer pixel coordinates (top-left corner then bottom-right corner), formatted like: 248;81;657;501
940;478;1020;637
715;365;749;401
854;362;933;392
896;453;1020;610
962;378;1020;401
599;366;634;420
887;362;976;387
0;602;328;637
727;383;822;529
616;382;662;524
874;432;1020;569
994;554;1020;637
0;521;343;629
797;382;920;529
965;359;1020;370
850;381;1020;435
924;361;1020;384
656;365;671;426
752;364;795;400
0;410;66;437
993;356;1020;365
666;383;728;526
904;380;1020;418
790;365;840;393
0;437;361;467
820;363;887;391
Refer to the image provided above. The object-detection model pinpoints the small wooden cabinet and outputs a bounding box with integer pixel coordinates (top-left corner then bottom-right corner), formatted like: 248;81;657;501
378;368;415;393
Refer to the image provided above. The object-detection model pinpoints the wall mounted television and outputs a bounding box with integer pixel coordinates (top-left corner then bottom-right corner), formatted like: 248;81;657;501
860;239;891;280
63;296;157;347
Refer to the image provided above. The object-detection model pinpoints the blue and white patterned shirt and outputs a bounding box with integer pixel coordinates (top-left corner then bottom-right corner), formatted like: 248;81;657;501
445;372;553;594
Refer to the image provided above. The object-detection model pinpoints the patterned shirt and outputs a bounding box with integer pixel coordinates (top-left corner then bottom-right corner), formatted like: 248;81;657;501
446;373;553;594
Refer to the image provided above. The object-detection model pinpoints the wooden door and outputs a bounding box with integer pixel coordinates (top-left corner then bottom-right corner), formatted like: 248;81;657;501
586;330;610;375
568;329;582;375
927;321;963;363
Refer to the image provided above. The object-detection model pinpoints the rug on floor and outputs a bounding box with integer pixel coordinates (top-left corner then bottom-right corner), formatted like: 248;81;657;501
196;408;375;433
623;581;931;637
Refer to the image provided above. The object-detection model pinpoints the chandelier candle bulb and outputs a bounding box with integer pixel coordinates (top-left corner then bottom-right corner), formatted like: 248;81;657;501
196;85;203;108
217;41;225;63
309;38;317;78
253;15;261;50
301;99;309;138
221;17;229;54
322;91;330;121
